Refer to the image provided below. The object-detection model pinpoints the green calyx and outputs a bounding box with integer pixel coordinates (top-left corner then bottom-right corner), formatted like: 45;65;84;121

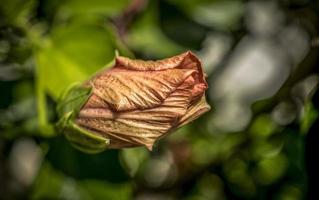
56;83;110;154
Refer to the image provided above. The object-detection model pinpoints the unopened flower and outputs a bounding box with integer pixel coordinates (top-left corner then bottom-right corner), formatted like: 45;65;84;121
57;51;210;153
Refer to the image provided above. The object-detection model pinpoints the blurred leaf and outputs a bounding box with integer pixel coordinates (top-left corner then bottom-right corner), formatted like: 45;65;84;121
34;22;130;99
191;0;244;30
187;173;226;200
300;102;318;134
81;180;132;200
192;138;219;165
165;0;214;12
35;44;88;99
127;1;184;58
191;133;244;166
165;0;243;30
46;136;129;182
60;0;130;17
0;0;36;25
0;97;38;136
223;158;256;197
253;153;288;185
249;114;277;138
50;23;118;75
120;148;149;177
35;43;88;136
31;162;65;200
250;139;284;161
159;1;208;50
31;162;132;200
274;185;302;200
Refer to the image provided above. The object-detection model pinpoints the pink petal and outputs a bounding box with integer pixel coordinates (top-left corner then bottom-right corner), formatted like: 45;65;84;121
90;68;196;111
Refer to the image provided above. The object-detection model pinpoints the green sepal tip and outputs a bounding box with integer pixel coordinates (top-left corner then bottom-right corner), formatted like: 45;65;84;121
56;83;110;154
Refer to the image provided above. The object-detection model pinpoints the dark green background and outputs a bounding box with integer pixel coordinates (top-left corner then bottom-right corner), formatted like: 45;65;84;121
1;0;319;199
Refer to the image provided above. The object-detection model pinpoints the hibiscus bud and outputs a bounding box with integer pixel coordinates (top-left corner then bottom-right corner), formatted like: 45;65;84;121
57;51;210;153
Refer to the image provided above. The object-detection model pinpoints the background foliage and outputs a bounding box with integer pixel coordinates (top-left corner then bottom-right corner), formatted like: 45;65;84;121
1;0;319;199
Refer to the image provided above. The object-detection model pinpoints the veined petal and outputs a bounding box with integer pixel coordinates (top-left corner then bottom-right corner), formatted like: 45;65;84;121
176;95;211;128
77;79;197;149
69;51;211;152
90;68;196;111
115;51;207;87
115;51;189;71
82;94;109;109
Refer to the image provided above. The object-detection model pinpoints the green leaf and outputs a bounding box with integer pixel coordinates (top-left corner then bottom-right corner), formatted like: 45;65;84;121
35;45;89;99
35;23;129;99
50;23;118;75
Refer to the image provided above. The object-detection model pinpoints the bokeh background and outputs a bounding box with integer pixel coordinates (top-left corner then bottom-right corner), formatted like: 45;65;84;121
1;0;319;199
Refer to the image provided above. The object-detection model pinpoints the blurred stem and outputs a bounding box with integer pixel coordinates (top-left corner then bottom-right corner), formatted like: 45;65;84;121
26;24;55;137
34;48;48;135
113;0;148;40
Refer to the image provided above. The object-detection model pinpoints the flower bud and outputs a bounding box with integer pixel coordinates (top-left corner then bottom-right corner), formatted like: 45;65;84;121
57;51;210;153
